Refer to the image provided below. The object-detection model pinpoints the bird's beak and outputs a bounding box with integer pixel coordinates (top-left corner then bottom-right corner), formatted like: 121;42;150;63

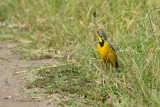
91;30;95;33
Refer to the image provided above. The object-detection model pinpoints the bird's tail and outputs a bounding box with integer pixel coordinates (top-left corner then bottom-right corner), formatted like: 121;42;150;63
115;62;121;73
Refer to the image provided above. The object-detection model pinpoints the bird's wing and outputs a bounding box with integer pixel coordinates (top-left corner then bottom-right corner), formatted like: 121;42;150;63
105;40;115;51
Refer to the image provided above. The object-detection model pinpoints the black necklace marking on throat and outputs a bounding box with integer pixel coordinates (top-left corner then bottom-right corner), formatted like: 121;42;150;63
99;40;104;47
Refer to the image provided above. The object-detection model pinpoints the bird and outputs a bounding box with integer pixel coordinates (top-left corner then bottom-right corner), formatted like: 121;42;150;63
92;29;121;72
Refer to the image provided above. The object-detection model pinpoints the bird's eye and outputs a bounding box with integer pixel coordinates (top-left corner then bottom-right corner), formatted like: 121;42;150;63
97;31;101;35
96;30;101;34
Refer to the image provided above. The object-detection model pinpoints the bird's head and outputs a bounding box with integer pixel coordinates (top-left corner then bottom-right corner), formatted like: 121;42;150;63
92;29;107;42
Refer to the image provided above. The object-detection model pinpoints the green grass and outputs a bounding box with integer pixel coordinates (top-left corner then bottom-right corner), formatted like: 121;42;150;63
1;0;160;106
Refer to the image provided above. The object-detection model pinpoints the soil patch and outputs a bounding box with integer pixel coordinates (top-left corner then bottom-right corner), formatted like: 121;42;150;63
0;43;53;107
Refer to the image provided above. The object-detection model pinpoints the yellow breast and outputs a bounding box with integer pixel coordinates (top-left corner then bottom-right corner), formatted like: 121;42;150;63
98;41;117;63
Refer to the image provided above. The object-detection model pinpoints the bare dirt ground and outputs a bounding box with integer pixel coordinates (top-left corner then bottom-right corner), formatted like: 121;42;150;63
0;43;52;107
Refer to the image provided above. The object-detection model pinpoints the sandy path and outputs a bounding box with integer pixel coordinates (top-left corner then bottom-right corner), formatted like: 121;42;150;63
0;43;52;107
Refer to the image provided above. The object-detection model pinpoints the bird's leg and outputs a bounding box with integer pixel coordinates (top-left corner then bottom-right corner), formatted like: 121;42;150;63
104;62;108;70
102;59;108;71
113;68;116;72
